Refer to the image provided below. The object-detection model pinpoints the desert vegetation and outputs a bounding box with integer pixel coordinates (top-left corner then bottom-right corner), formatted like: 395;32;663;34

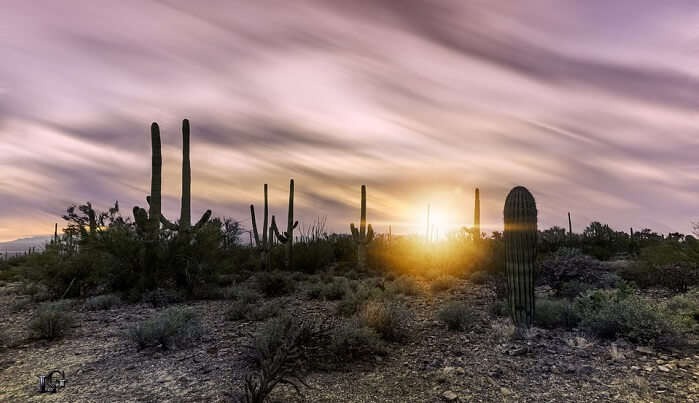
1;120;697;402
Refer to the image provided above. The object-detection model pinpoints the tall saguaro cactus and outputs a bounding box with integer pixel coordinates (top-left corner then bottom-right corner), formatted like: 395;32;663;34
251;184;272;270
504;186;538;329
133;122;163;243
474;188;481;241
161;119;212;233
350;185;375;269
272;179;298;269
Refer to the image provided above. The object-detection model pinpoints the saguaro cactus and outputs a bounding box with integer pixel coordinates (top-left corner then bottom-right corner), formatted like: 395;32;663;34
474;188;481;241
251;184;272;270
133;122;162;242
161;119;212;233
350;185;374;269
271;179;298;269
568;212;573;242
504;186;538;329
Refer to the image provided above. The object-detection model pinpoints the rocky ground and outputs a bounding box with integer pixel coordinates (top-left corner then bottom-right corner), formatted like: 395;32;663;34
1;278;697;402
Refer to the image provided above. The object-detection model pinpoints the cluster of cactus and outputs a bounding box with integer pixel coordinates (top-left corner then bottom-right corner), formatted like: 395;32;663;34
504;186;538;329
250;184;273;270
350;185;374;269
270;179;298;269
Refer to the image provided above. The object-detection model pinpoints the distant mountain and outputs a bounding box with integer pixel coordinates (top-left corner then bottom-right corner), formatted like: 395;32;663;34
0;235;51;256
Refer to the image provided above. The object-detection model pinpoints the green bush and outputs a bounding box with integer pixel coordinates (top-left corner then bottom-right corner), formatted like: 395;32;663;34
255;271;296;297
387;276;420;296
322;277;349;301
359;300;411;341
336;282;384;317
128;307;204;350
305;284;323;300
534;298;580;329
437;301;475;331
84;294;121;311
430;275;458;293
469;271;488;285
574;290;681;346
226;300;281;322
329;318;385;360
29;301;74;340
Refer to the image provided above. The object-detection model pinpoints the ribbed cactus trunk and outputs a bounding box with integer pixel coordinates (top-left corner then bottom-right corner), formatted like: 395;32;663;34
504;186;537;329
568;212;573;243
285;179;294;269
350;185;374;269
474;188;481;241
88;204;97;238
180;119;191;231
148;123;162;242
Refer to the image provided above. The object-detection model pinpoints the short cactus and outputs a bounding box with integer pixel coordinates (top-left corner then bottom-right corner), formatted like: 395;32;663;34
160;119;211;232
504;186;538;329
350;185;374;269
271;179;298;269
250;184;272;270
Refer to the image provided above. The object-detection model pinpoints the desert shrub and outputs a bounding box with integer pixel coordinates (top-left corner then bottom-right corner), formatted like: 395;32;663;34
29;301;74;340
84;294;121;311
228;286;261;304
241;314;321;403
140;288;185;307
573;289;681;346
488;299;510;318
10;297;32;313
255;271;296;297
292;241;335;273
430;275;458;293
534;298;580;329
128;307;203;350
537;254;609;294
305;284;324;300
226;300;281;322
558;281;594;299
437;301;475;331
359;300;411;341
322;277;349;301
329;318;385;360
336;282;384;317
469;271;488;285
551;247;583;258
661;293;699;333
386;276;420;296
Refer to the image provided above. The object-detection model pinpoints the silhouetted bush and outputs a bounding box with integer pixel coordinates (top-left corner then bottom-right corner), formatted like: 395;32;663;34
329;317;385;360
430;275;457;293
386;275;420;296
359;300;411;341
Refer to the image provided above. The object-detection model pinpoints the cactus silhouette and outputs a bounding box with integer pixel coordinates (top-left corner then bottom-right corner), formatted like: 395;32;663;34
350;185;374;269
271;179;298;269
133;122;162;242
161;119;212;233
504;186;537;329
474;188;480;241
251;184;272;270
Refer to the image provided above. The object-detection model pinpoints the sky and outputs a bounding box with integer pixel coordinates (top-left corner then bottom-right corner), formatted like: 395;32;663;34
0;0;698;242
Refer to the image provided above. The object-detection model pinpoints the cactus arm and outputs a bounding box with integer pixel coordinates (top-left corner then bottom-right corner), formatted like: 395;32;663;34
350;223;359;241
360;185;367;238
474;188;480;241
160;215;179;231
293;221;298;229
271;216;288;243
366;224;374;244
194;210;212;230
250;204;261;247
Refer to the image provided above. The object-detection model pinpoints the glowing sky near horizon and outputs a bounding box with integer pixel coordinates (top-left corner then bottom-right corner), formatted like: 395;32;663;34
0;0;698;241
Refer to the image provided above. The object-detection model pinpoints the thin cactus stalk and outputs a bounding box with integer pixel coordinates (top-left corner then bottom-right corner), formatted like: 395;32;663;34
251;184;272;270
474;188;480;241
425;204;430;243
504;186;538;329
161;119;211;233
271;179;298;269
133;122;162;249
350;185;374;269
568;212;573;242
